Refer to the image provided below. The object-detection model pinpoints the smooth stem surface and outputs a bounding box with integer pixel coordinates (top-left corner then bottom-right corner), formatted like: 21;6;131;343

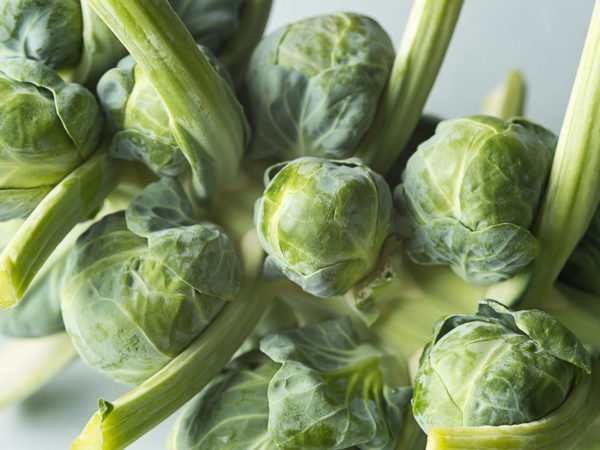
87;0;248;194
71;231;271;450
218;0;273;88
522;0;600;306
0;148;118;308
481;69;526;119
354;0;463;173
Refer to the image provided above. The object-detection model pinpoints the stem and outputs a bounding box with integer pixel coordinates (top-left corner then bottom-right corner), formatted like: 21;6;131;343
86;0;249;196
71;231;272;450
0;333;77;408
481;69;526;119
0;147;119;308
217;0;273;89
522;0;600;306
354;0;463;173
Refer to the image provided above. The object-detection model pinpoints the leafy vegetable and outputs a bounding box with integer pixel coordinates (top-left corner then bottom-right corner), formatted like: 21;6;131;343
61;178;241;384
254;157;395;298
0;0;126;86
244;12;395;160
0;0;599;449
87;0;249;198
412;299;591;433
0;57;103;220
395;115;557;284
170;317;413;450
97;46;233;178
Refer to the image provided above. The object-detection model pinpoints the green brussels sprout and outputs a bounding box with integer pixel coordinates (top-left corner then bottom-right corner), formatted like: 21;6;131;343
0;0;243;87
0;0;126;86
395;115;556;284
61;178;242;384
412;299;591;433
244;12;395;160
97;46;235;191
254;157;395;298
170;318;412;450
0;57;103;221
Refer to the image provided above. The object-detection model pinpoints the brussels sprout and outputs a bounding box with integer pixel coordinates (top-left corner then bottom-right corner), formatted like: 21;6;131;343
61;178;242;384
0;0;242;87
395;115;556;284
0;0;126;86
97;46;232;179
244;12;395;160
413;299;591;433
254;157;395;298
0;57;103;221
170;318;412;450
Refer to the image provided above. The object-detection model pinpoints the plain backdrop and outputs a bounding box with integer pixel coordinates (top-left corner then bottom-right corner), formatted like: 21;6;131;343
0;1;595;449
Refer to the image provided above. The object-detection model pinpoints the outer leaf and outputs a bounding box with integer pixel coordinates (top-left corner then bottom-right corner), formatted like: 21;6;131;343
125;178;199;236
261;317;410;449
407;218;539;284
126;178;242;300
148;225;242;301
0;57;102;157
169;351;278;450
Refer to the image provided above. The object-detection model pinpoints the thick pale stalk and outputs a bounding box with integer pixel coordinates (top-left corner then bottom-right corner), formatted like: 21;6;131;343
217;0;273;88
0;148;118;308
86;0;248;196
0;333;77;408
523;0;600;305
71;231;272;450
354;0;463;173
481;69;526;119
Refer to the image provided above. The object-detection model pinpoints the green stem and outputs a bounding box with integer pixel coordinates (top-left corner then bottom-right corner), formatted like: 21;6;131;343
0;147;119;308
354;0;463;173
217;0;274;89
481;69;526;119
71;230;272;450
0;333;78;408
86;0;249;196
522;0;600;306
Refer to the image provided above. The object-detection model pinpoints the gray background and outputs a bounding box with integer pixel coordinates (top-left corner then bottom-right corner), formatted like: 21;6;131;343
0;1;595;449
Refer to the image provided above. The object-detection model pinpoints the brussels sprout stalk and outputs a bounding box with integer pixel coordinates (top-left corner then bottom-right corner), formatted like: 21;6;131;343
354;0;463;173
522;0;600;306
0;147;119;308
217;0;274;87
71;230;278;450
87;0;249;197
0;333;77;408
481;69;526;119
